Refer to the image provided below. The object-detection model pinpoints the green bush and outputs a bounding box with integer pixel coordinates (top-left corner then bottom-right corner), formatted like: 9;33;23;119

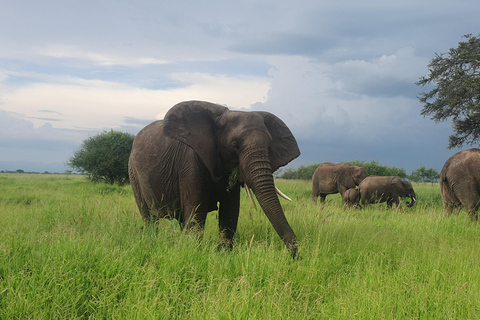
68;130;135;185
278;163;321;180
349;160;407;178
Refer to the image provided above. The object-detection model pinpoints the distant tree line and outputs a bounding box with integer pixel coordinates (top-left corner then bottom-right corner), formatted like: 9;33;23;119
7;131;441;185
0;169;75;175
277;160;439;182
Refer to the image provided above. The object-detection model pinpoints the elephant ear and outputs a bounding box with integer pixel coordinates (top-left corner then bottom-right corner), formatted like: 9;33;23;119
163;101;228;181
258;111;300;172
335;167;356;189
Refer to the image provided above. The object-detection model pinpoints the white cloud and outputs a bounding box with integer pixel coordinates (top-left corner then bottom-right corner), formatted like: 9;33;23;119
0;72;270;130
38;45;170;66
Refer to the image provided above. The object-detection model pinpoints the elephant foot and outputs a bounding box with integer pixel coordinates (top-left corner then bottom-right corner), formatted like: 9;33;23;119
469;212;479;221
217;240;234;252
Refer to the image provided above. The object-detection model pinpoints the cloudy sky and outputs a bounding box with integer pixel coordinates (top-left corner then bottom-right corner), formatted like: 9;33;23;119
1;0;479;173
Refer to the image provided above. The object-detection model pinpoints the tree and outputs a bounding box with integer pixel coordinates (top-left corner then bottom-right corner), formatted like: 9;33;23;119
409;166;440;183
349;160;407;178
68;130;135;185
417;34;480;148
64;170;73;179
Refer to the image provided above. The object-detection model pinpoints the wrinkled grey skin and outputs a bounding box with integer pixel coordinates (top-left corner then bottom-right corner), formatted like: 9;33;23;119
440;148;480;221
312;162;367;203
342;188;360;208
359;176;416;208
128;101;301;257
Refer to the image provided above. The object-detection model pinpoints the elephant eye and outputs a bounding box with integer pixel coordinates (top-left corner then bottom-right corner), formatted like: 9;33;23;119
231;140;239;149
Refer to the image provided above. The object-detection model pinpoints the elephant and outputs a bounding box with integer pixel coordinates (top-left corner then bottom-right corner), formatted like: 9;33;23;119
312;162;367;203
342;188;360;208
440;148;480;221
128;100;301;257
358;176;416;208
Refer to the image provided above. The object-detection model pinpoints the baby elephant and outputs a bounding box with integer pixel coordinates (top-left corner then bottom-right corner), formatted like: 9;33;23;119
342;188;360;208
359;176;416;208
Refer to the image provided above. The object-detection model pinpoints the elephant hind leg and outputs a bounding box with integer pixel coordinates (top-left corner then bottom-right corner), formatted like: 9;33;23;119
129;164;153;223
468;209;479;221
453;183;480;221
467;201;480;221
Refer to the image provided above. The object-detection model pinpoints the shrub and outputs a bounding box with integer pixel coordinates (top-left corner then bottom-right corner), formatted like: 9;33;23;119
68;130;135;185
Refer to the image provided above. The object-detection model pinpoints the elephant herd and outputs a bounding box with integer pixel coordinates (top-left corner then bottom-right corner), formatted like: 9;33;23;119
128;101;480;258
311;162;416;209
312;148;480;222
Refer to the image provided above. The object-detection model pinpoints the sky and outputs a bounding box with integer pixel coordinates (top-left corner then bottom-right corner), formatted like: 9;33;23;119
1;0;479;174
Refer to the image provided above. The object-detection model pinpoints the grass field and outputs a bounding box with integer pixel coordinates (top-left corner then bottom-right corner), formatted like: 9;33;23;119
1;173;480;319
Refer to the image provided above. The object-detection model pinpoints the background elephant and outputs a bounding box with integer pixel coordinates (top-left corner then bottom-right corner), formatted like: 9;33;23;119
128;101;301;257
358;176;416;208
440;148;480;221
312;162;367;203
342;188;360;208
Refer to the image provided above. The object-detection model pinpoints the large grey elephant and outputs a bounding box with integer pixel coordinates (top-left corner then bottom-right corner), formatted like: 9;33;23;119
312;162;367;203
440;148;480;221
358;176;416;208
128;101;301;257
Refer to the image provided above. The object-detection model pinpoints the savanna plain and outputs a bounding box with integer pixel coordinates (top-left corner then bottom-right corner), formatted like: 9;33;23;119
1;173;480;319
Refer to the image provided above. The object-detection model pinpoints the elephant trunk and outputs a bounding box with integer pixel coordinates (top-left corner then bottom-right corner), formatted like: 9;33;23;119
406;192;416;207
240;148;298;258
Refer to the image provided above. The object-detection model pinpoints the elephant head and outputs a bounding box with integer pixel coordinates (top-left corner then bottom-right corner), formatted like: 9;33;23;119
403;181;417;207
163;101;300;255
352;166;368;185
334;164;367;195
392;177;416;207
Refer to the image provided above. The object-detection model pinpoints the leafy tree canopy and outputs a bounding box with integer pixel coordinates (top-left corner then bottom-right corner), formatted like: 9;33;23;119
348;160;407;178
68;130;135;185
408;166;440;183
417;34;480;148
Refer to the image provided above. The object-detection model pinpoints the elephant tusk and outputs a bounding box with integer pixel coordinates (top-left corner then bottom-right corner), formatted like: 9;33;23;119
244;183;258;211
275;186;292;201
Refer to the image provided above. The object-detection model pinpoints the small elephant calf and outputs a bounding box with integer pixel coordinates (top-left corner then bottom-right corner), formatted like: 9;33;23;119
342;188;360;208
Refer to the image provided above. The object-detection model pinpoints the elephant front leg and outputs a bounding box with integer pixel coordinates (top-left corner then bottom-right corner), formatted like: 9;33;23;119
319;194;327;203
218;184;240;250
184;209;208;232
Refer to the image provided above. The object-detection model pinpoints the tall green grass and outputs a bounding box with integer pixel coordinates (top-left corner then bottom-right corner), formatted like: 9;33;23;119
1;174;480;319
